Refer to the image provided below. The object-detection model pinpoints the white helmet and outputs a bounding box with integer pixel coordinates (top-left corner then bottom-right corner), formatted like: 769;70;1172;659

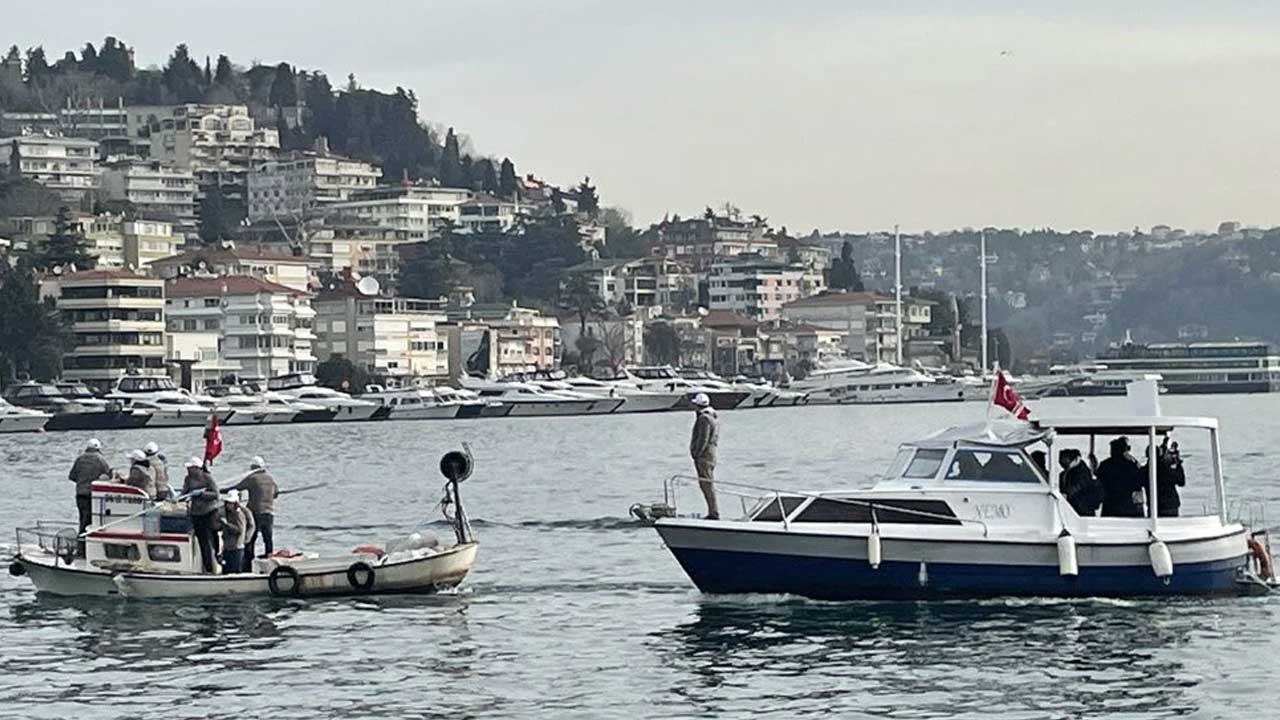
691;393;711;408
86;438;102;452
250;456;265;469
129;449;147;462
184;456;202;469
144;441;159;455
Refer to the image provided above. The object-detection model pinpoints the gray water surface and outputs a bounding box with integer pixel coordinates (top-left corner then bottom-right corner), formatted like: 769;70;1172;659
2;395;1278;719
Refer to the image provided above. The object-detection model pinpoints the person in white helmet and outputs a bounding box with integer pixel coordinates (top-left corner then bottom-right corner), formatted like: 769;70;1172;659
181;457;220;573
689;393;720;519
144;441;172;501
68;438;111;537
231;456;278;559
124;449;157;499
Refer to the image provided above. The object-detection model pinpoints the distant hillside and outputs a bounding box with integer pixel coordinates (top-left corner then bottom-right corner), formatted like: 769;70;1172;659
0;38;520;191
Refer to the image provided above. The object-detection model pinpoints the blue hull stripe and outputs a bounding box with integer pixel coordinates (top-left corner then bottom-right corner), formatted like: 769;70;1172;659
669;547;1249;600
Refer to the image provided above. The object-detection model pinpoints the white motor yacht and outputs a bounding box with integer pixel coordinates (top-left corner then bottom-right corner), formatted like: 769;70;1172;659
623;366;751;410
104;376;227;427
0;398;49;433
203;384;299;425
432;386;501;418
789;360;971;404
363;385;462;421
556;376;684;414
266;373;380;421
458;377;622;416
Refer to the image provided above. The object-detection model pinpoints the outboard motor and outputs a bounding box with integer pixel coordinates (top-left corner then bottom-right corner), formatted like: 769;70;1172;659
439;447;473;545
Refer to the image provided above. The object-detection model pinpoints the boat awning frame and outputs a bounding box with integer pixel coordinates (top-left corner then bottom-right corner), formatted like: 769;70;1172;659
1033;415;1218;436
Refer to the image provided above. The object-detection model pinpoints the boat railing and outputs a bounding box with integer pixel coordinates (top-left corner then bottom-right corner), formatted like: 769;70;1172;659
15;522;78;559
663;475;990;536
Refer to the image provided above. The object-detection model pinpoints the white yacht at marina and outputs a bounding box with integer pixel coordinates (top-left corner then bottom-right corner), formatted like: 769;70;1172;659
203;384;300;425
363;385;463;420
789;359;972;404
104;376;228;427
266;373;380;421
623;366;751;410
0;399;49;433
458;376;623;416
555;375;684;414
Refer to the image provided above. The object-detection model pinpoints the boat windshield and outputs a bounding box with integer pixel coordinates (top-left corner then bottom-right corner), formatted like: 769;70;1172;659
945;449;1041;484
902;449;947;479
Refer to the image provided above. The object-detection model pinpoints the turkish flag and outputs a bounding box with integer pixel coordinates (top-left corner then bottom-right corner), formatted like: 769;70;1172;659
203;415;223;466
992;371;1030;421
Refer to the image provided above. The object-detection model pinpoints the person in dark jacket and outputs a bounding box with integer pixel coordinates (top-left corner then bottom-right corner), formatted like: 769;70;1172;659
1058;449;1102;516
231;456;279;559
1154;439;1186;517
689;393;720;520
181;457;220;573
68;438;111;536
1096;437;1146;517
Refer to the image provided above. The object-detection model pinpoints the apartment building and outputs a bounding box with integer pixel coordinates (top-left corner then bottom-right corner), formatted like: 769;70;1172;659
325;185;472;242
149;245;312;292
653;213;778;271
565;256;698;312
0;133;99;202
457;193;521;234
707;253;826;322
147;104;279;203
53;270;167;392
247;143;382;221
166;276;317;381
444;302;560;375
313;281;449;380
781;291;933;363
99;157;198;237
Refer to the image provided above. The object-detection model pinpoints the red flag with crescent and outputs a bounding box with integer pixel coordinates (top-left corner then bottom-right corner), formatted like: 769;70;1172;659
203;414;223;466
991;371;1029;421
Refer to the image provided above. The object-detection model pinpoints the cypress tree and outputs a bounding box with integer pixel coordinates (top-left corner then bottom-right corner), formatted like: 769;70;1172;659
440;128;463;187
481;161;499;194
498;157;518;199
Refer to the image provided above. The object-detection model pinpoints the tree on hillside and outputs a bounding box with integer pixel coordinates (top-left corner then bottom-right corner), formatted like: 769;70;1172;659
398;232;458;300
24;47;50;86
33;207;97;271
97;37;133;82
162;43;204;102
480;160;498;194
0;261;67;382
80;43;98;73
314;354;370;394
213;54;234;85
0;177;62;217
269;62;297;106
644;321;681;366
575;176;599;218
829;240;864;291
560;272;607;368
498;158;518;199
440;128;463;187
202;56;212;86
198;184;230;243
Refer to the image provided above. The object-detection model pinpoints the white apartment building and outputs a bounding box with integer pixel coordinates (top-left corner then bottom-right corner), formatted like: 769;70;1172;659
313;286;449;380
123;219;183;268
53;270;167;392
0;133;99;202
566;256;697;312
781;291;933;363
457;193;521;234
148;104;279;199
707;254;826;323
166;276;317;381
149;246;312;292
305;222;405;286
325;185;472;242
247;146;382;221
99;158;198;237
445;303;560;375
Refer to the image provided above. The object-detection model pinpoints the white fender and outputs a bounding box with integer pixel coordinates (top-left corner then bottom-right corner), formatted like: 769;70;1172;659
868;525;882;570
1057;531;1078;577
917;560;928;587
1148;538;1173;579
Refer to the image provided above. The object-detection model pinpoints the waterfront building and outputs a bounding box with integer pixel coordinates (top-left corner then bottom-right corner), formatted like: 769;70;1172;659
444;302;560;376
99;157;198;238
149;245;312;292
166;276;317;382
325;185;472;242
246;141;382;222
1096;341;1280;394
0;132;99;203
313;279;449;381
707;253;826;323
52;269;167;392
782;291;933;363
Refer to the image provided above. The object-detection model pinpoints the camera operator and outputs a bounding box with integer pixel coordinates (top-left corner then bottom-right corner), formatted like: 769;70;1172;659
1155;437;1187;517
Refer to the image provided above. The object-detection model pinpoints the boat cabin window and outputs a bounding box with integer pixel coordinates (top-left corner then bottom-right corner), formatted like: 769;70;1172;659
103;543;140;561
945;449;1041;484
903;449;947;479
792;497;962;525
752;495;806;521
147;544;182;562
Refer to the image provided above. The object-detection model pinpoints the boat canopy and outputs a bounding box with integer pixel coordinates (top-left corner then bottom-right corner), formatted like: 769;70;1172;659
912;421;1051;450
1033;415;1217;436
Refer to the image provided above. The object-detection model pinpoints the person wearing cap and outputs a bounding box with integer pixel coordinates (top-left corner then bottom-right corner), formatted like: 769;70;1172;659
688;393;721;520
231;456;279;559
68;438;111;536
1097;436;1146;517
219;491;255;573
181;457;220;573
145;442;173;501
124;449;158;500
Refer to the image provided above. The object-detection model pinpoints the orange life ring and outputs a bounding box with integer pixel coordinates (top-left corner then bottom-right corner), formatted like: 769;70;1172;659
1247;536;1274;580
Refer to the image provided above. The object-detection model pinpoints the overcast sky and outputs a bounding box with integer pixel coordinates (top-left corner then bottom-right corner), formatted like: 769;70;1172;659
12;1;1280;233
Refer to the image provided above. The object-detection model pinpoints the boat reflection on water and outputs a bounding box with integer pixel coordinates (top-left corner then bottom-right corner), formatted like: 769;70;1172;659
652;597;1209;717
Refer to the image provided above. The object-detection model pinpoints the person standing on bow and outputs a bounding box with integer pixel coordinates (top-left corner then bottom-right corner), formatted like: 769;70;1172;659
219;491;254;573
689;393;721;520
181;457;220;573
232;456;278;559
68;438;111;536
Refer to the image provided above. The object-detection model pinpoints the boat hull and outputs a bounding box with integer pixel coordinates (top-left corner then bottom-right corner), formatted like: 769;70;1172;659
0;414;50;433
142;409;225;428
222;410;298;425
44;410;151;432
389;405;462;421
656;522;1251;599
15;543;478;599
611;394;683;414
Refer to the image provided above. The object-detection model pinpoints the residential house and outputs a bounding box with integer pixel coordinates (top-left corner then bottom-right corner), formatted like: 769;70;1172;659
0;132;99;203
52;269;167;392
707;253;825;322
325;185;472;242
149;245;312;292
246;141;382;222
313;279;449;381
99;157;198;238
